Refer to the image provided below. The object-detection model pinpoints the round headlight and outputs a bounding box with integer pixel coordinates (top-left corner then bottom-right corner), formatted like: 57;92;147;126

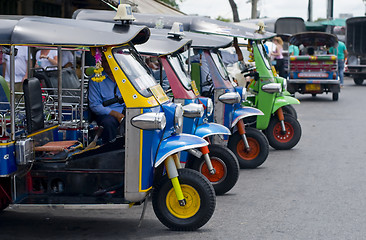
182;103;204;118
206;98;213;117
174;104;183;129
131;112;166;130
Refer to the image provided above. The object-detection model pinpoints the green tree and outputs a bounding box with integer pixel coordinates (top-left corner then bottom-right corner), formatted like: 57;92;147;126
216;16;231;22
160;0;183;9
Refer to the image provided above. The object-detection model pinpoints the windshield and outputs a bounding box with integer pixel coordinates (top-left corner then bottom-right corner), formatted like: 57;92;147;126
212;52;237;86
211;52;229;80
167;55;192;90
258;41;272;70
112;45;157;97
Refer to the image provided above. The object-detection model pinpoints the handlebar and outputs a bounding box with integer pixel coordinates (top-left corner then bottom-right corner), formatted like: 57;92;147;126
102;97;124;107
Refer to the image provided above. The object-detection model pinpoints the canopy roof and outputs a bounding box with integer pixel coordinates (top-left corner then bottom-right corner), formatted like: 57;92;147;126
0;16;150;47
240;17;305;35
289;32;338;47
136;30;192;56
150;28;232;50
73;9;275;40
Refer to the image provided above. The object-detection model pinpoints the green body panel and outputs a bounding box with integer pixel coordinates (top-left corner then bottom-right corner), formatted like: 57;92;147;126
255;90;275;129
251;41;277;130
190;62;201;92
0;75;10;101
272;95;300;113
248;41;301;130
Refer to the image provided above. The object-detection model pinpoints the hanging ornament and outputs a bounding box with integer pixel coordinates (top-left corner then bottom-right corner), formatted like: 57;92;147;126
91;48;106;82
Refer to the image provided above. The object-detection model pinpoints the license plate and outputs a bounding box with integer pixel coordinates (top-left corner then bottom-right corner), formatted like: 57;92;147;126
305;84;321;91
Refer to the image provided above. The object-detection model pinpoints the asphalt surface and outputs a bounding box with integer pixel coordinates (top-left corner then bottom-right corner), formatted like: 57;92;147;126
1;77;366;240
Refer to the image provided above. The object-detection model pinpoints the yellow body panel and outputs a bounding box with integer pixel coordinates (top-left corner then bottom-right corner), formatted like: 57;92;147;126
104;47;168;108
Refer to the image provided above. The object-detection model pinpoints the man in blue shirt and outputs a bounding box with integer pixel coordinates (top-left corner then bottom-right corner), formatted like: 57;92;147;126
88;53;125;144
329;41;348;86
289;45;299;56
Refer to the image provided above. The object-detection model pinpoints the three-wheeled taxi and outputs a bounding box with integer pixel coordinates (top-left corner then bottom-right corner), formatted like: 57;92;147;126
135;26;239;195
345;16;366;85
174;16;302;150
73;10;268;166
287;32;340;101
0;15;216;231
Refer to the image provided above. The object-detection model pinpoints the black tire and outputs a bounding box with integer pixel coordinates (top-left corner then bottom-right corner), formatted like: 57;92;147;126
265;113;301;150
312;93;317;97
152;168;216;231
332;93;339;101
281;105;298;119
0;178;11;211
354;78;364;85
228;127;269;169
187;144;239;195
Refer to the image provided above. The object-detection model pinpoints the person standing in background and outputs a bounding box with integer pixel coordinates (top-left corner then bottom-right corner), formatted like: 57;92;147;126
289;45;299;56
2;45;28;93
62;50;74;68
329;41;348;87
35;49;58;69
271;36;285;78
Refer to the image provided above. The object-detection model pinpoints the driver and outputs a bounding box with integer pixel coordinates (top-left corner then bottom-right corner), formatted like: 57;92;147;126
88;48;125;144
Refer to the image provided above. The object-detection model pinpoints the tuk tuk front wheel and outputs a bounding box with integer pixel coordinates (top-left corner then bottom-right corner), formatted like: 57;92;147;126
228;127;269;169
332;93;339;101
188;144;239;195
265;113;301;150
354;78;364;85
152;168;215;231
282;105;298;119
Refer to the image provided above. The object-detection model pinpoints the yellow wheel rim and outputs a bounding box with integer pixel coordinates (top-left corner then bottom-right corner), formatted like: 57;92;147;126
166;184;201;219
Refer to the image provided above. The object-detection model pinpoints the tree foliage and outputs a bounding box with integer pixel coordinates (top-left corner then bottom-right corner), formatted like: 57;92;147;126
216;16;231;22
160;0;183;9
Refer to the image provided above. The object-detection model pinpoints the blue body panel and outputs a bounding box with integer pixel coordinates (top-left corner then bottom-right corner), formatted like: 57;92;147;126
141;106;164;190
155;133;208;167
231;106;264;128
0;143;17;176
194;122;231;138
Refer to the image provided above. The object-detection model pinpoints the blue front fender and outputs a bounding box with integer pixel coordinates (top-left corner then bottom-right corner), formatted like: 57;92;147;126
232;107;264;128
155;134;208;167
195;122;231;138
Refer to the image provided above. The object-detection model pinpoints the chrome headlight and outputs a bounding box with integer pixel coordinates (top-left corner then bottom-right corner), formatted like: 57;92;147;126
282;78;287;91
131;112;166;130
206;98;213;117
242;88;248;101
174;104;183;129
182;103;204;118
262;83;282;93
219;92;241;104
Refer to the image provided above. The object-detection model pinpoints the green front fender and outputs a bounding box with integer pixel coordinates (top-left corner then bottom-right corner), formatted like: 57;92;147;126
272;95;300;114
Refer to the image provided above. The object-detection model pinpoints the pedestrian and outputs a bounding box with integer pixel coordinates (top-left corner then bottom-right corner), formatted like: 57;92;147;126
2;45;28;93
329;41;348;86
289;45;299;56
271;36;285;78
35;49;58;69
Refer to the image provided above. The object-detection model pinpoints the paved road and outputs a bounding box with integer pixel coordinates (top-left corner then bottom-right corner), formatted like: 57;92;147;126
1;77;366;240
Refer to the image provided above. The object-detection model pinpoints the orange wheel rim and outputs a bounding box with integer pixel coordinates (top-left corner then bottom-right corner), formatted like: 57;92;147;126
236;137;260;160
200;158;227;184
273;122;294;143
